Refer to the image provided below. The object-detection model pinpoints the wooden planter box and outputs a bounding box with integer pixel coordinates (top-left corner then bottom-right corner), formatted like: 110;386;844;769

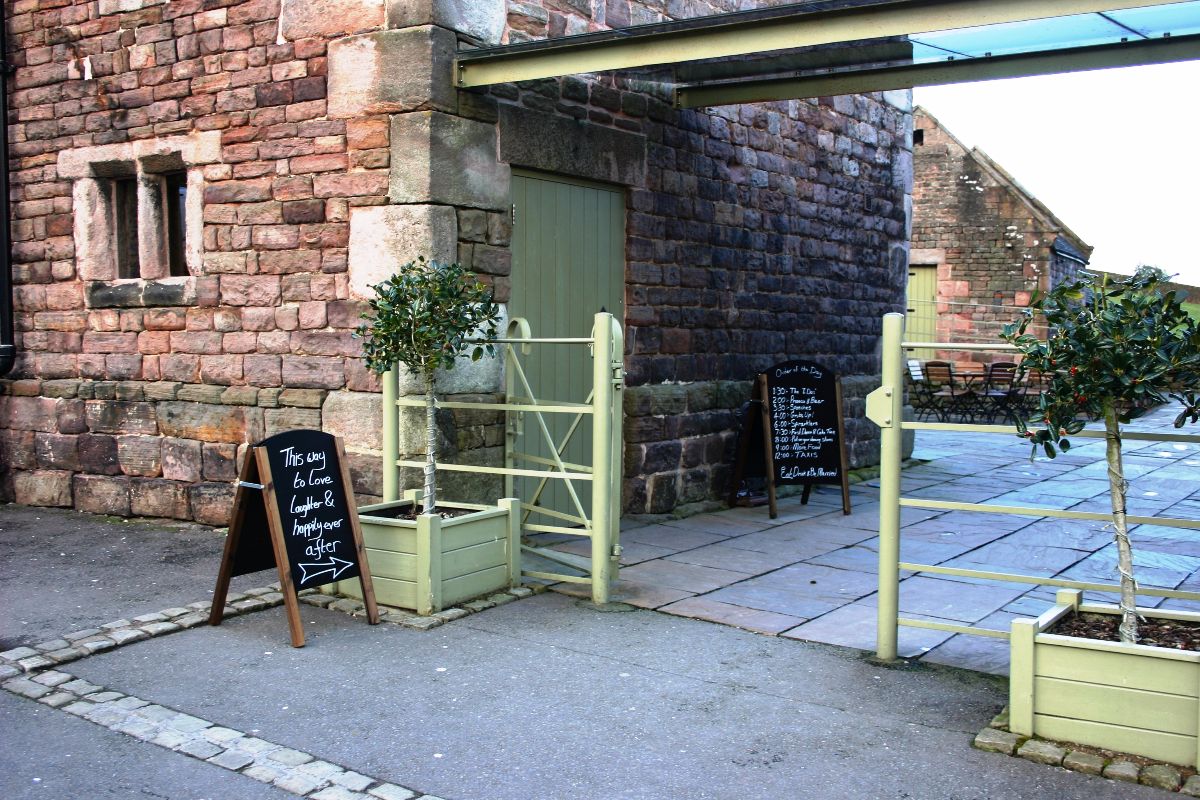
335;496;520;615
1010;589;1200;768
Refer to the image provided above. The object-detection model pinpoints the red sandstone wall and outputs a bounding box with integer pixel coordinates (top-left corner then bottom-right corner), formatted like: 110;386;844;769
911;109;1088;363
1;0;394;520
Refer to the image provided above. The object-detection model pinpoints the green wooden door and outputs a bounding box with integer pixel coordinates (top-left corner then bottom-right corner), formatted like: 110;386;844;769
510;171;625;522
906;264;938;360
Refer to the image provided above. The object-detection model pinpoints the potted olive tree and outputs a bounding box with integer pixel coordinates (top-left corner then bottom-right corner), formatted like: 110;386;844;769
337;257;519;614
1002;266;1200;765
358;255;502;513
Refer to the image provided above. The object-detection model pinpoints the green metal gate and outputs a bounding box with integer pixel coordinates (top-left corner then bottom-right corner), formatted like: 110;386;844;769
379;312;625;605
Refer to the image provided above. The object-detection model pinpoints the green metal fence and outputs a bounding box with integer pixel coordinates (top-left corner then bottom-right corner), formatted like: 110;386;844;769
378;311;624;605
867;312;1200;662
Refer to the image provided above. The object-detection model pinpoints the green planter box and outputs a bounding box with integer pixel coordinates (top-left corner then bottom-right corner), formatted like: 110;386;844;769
1010;589;1200;768
335;496;520;615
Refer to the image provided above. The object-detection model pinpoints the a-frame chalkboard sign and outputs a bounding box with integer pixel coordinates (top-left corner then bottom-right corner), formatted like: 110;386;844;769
728;360;851;519
209;430;379;647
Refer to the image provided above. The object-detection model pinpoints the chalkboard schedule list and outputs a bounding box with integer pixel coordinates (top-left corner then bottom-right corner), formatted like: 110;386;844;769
729;360;851;519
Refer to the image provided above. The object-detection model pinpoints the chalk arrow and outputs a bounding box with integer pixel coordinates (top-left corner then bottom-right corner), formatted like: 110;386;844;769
298;556;354;585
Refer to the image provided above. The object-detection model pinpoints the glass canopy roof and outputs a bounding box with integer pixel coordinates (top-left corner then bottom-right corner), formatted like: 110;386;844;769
911;2;1200;64
455;0;1200;105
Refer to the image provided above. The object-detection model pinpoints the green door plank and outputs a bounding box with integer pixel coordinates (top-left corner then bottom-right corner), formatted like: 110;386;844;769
510;172;625;521
906;264;937;359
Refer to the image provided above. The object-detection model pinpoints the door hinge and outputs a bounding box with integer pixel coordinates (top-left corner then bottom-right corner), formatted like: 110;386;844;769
511;203;516;226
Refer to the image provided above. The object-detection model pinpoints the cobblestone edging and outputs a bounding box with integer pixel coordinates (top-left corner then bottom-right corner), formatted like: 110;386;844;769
973;710;1199;794
0;583;544;677
3;668;432;800
0;583;543;798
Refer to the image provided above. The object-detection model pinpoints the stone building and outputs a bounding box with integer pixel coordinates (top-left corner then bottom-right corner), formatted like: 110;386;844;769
909;107;1091;361
0;0;913;523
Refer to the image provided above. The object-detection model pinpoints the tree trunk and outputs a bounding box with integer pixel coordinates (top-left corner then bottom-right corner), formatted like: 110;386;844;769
1103;400;1138;643
423;373;437;515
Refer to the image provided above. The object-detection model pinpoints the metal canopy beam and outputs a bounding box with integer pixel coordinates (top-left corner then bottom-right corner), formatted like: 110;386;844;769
455;0;1188;88
675;34;1200;107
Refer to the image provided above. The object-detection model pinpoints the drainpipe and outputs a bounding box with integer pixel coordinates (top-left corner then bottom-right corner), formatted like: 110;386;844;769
0;10;15;377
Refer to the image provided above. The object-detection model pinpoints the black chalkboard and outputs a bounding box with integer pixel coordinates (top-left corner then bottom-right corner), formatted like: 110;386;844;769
763;360;843;486
210;430;378;647
263;430;362;590
729;361;850;518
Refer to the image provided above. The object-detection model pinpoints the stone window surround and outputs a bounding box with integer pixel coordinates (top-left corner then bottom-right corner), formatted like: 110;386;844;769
58;131;221;295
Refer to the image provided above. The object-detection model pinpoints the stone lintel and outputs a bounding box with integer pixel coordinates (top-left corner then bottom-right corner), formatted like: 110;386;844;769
497;104;646;187
58;131;222;180
909;248;945;265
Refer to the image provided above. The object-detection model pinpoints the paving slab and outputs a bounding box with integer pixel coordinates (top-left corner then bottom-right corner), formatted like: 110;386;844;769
657;596;806;634
663;543;805;574
781;601;956;657
703;583;843;620
620;523;732;551
617;559;752;594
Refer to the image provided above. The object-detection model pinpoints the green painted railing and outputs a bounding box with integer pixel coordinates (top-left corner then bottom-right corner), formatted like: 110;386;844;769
381;312;624;605
867;312;1200;661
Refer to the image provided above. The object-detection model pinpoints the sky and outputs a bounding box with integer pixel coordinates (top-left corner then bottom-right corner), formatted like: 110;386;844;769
913;59;1200;288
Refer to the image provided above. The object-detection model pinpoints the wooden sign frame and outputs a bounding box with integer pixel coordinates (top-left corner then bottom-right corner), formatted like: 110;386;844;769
728;372;851;519
209;436;379;647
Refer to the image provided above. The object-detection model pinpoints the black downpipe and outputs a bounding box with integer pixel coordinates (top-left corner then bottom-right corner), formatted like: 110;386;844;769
0;8;15;377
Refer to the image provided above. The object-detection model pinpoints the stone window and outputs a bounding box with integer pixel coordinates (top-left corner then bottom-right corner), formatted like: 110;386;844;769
58;132;220;294
83;154;195;280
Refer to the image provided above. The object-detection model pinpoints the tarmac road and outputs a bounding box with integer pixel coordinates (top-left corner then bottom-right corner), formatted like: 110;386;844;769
0;504;1167;799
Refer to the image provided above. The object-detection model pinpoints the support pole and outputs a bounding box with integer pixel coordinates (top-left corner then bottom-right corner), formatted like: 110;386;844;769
876;312;905;661
590;312;616;605
382;367;399;503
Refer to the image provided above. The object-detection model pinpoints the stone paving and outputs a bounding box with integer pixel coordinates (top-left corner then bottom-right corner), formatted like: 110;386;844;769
552;403;1200;674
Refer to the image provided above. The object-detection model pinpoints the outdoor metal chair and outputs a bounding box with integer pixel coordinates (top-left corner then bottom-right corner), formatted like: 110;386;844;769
924;360;980;422
1014;368;1050;421
905;359;938;421
982;361;1020;424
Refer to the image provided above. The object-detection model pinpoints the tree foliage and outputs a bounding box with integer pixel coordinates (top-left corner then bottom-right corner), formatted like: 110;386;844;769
355;258;502;513
356;257;501;379
1002;265;1200;643
1002;266;1200;456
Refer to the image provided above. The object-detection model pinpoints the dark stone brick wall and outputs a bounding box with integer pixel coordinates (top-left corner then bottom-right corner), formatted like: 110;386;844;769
476;62;912;512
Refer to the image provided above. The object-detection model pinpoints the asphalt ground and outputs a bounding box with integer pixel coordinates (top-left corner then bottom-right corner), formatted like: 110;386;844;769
0;504;1163;799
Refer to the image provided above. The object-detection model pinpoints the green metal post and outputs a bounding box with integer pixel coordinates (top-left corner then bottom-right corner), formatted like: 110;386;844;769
608;316;624;585
591;312;615;605
876;312;905;661
382;367;399;503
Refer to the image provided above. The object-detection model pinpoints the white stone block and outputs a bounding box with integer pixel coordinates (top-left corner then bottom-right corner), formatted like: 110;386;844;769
322;391;384;452
389;111;510;210
387;0;506;44
280;0;386;40
347;204;458;300
326;27;455;119
392;305;506;396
